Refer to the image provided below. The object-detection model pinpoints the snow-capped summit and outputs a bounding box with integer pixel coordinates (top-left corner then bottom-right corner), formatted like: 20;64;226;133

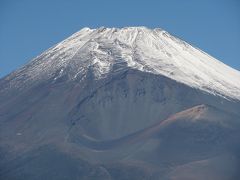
3;26;240;100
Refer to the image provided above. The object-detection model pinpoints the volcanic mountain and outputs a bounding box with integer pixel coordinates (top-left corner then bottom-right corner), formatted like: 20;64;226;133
0;27;240;180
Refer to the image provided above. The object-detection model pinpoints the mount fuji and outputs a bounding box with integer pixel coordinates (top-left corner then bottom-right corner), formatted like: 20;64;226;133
0;27;240;180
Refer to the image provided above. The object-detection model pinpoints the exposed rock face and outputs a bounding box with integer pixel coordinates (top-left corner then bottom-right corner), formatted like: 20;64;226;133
0;27;240;179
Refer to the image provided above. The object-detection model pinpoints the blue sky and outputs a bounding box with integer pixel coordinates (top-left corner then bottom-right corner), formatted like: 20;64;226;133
0;0;239;77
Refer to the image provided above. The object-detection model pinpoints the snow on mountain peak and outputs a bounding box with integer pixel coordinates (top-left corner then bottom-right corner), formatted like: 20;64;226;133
3;27;240;100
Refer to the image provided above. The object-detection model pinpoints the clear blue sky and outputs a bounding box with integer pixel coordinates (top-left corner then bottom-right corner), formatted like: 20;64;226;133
0;0;239;77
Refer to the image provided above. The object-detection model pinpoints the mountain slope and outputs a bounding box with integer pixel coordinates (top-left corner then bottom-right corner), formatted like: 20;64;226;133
1;104;239;180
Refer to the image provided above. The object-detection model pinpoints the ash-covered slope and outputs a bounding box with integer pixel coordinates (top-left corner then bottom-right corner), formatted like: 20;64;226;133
0;27;240;180
1;104;240;180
